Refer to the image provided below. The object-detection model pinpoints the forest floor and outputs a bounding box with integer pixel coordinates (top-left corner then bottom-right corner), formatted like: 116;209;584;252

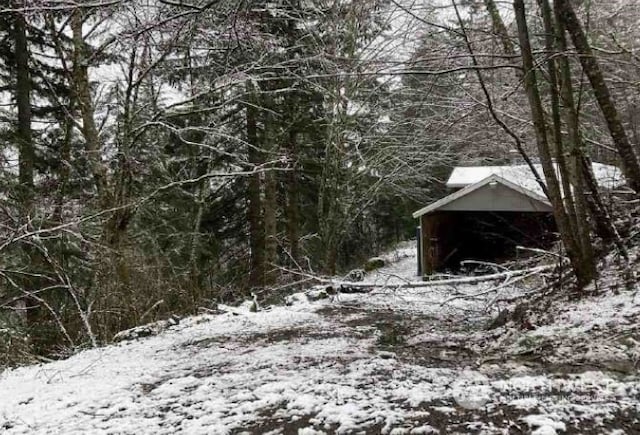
1;242;640;434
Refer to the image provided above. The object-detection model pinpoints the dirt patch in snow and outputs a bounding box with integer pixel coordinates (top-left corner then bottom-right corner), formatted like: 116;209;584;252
3;241;640;434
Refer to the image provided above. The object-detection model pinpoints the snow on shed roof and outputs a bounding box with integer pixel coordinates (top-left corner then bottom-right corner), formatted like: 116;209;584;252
447;162;624;195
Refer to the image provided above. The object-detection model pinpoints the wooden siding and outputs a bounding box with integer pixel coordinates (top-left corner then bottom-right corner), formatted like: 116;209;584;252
439;182;552;212
420;212;458;276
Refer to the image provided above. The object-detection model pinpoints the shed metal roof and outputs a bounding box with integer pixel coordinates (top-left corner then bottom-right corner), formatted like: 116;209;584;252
446;162;623;195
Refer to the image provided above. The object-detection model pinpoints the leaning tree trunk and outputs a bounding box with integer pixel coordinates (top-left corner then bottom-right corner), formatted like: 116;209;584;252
483;0;516;57
514;0;594;288
538;0;595;279
556;0;640;194
552;0;623;257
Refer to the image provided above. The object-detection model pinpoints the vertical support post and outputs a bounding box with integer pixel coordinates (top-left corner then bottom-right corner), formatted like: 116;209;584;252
421;214;433;278
416;225;422;276
421;212;443;277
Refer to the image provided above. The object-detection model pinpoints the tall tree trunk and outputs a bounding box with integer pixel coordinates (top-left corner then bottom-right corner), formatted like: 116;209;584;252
188;182;206;295
285;129;300;267
12;4;36;327
557;0;640;194
262;101;278;286
53;115;73;223
470;0;544;193
552;0;616;258
538;0;579;228
246;84;265;288
514;0;593;288
318;130;341;276
483;0;515;56
71;8;109;201
73;7;132;297
263;168;278;285
13;6;33;211
539;0;595;279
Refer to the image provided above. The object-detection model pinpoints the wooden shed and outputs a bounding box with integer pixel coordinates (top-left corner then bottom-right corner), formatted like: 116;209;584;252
413;163;623;276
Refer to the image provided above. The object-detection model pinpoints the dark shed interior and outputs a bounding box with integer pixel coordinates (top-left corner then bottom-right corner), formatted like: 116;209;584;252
420;210;556;274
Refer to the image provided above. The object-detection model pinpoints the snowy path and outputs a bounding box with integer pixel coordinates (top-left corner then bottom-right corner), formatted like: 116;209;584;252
1;242;639;434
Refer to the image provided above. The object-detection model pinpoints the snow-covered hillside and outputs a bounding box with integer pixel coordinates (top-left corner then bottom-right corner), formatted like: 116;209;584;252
1;242;639;434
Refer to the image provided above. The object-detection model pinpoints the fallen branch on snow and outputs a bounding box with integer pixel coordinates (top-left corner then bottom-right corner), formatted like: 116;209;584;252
320;264;558;290
443;267;548;307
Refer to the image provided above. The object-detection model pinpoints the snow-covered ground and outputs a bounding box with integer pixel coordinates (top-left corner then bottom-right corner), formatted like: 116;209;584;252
1;241;639;434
